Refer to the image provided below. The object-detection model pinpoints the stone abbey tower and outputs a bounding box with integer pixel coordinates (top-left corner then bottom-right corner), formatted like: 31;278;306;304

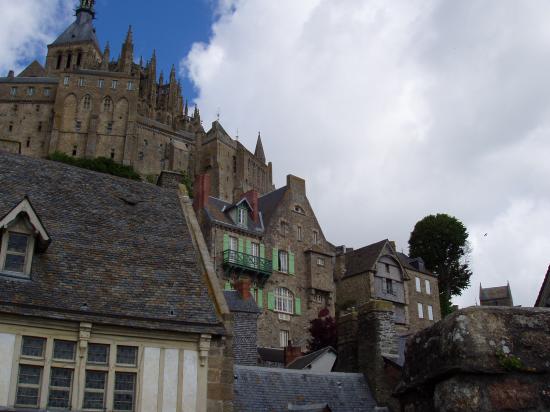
0;0;273;202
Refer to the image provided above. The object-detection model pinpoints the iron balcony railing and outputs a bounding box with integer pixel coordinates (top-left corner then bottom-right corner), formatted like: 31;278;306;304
223;249;272;276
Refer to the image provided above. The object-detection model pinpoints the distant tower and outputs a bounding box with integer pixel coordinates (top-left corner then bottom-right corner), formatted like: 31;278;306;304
254;132;266;164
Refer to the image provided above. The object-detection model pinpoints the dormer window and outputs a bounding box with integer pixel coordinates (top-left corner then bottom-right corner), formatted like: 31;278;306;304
237;208;246;226
0;197;50;279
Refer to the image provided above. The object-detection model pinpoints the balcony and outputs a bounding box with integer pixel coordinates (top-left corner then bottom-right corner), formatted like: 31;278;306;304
222;249;272;279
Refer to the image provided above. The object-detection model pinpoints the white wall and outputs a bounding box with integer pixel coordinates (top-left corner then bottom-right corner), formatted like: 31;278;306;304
309;351;337;373
0;333;15;406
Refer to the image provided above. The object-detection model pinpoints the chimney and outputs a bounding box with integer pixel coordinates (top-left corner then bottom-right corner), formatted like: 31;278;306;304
286;175;306;195
389;240;397;251
243;190;259;223
284;341;303;366
235;278;251;300
192;174;210;212
8;70;14;79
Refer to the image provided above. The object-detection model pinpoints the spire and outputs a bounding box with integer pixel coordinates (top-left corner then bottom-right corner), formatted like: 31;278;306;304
185;100;189;116
101;42;110;70
159;70;164;86
170;64;176;82
254;131;266;163
119;26;134;73
125;25;133;45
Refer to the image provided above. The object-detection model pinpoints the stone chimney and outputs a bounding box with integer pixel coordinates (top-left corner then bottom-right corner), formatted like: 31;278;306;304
389;240;397;251
234;278;251;300
193;174;210;212
8;70;14;79
243;190;259;223
284;342;303;366
286;175;306;195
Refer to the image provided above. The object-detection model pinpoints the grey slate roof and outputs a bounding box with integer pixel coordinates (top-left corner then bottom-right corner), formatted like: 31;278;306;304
51;10;100;49
223;291;261;314
535;265;550;307
204;196;264;235
234;366;378;412
286;346;336;370
258;186;287;227
0;152;223;335
344;240;388;277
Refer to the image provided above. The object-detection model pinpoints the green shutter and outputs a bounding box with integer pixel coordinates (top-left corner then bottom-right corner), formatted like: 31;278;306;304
267;292;275;310
238;238;244;253
289;252;295;275
224;281;232;291
246;239;252;255
257;288;263;308
272;248;279;271
295;297;301;315
260;244;265;258
223;233;229;251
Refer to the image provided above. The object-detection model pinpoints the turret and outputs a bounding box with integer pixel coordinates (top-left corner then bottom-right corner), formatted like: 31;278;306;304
118;25;134;73
101;42;110;70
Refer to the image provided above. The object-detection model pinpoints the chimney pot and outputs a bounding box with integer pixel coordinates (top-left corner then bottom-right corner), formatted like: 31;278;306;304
235;278;252;300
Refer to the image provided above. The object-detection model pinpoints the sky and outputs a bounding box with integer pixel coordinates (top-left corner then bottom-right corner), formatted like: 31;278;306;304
2;0;550;308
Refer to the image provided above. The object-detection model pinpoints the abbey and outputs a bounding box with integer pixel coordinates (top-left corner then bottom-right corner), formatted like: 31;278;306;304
0;0;272;202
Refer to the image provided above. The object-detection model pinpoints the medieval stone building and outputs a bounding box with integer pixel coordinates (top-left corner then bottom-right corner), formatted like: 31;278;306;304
0;0;272;199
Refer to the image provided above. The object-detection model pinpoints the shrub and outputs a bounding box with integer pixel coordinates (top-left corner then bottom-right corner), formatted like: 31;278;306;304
47;152;141;181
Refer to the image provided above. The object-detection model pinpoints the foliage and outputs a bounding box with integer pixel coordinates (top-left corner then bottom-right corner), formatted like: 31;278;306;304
308;308;337;352
496;350;523;371
47;152;141;181
178;170;194;198
408;213;472;317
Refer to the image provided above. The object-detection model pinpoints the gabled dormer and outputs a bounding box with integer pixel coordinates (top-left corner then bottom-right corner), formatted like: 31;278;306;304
0;197;50;279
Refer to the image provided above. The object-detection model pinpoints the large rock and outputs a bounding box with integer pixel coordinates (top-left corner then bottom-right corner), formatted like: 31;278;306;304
397;307;550;412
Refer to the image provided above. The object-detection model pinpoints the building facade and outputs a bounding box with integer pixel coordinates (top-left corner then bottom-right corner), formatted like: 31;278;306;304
0;152;233;412
479;283;514;306
0;0;272;199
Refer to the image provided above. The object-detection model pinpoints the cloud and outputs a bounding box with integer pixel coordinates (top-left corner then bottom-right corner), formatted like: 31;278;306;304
184;0;550;307
0;0;74;75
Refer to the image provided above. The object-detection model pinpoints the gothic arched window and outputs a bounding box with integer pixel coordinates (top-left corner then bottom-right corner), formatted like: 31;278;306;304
83;95;91;110
103;97;112;112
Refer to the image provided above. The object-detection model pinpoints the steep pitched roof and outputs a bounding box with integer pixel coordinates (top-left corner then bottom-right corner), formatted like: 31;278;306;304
254;133;266;163
51;11;100;49
286;346;336;370
18;61;46;78
344;239;388;277
204;196;264;235
535;265;550;307
234;366;377;412
258;186;287;227
0;152;223;334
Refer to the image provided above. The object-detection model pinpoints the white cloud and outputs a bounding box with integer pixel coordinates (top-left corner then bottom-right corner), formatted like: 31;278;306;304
184;0;550;308
0;0;74;75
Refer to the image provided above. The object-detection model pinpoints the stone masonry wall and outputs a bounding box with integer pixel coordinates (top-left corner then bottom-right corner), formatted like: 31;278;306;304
397;307;550;412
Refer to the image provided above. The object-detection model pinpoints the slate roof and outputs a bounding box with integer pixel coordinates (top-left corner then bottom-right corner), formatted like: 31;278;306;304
0;152;224;335
258;186;287;227
204;196;264;235
234;366;378;412
18;61;46;78
344;240;388;277
286;346;336;370
480;286;511;301
51;10;100;50
535;265;550;307
396;252;435;277
223;291;261;314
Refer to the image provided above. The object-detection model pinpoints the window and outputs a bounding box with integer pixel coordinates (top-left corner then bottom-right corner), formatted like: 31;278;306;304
232;156;237;173
385;278;394;295
237;208;246;225
280;330;290;348
26;137;31;148
78;77;86;87
278;250;288;273
9;122;13;132
312;293;324;304
64;76;70;86
228;236;238;262
317;257;325;266
313;230;318;244
72;146;77;156
385;263;390;273
36;104;40;112
106;122;113;134
10;87;17;96
110;149;115;160
294;205;305;214
425;279;431;295
87;343;109;364
53;340;76;361
76;52;82;67
111;80;118;89
43;88;51;97
127;81;134;91
428;305;434;321
116;346;138;366
103;98;112;112
56;54;62;70
16;365;42;407
83;370;107;410
1;232;32;276
418;303;424;319
83;95;91;110
98;79;104;89
38;122;42;132
251;242;259;257
274;287;293;314
138;151;144;161
75;121;82;132
297;225;302;241
48;367;73;409
415;277;421;293
21;336;46;358
114;372;136;411
66;53;72;69
27;87;35;96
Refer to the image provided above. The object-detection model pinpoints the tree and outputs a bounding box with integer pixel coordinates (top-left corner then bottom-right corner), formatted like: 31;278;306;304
408;213;472;316
308;308;337;352
47;152;141;181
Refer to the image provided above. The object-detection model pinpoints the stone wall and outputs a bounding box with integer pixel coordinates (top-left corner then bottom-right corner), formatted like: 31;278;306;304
397;307;550;412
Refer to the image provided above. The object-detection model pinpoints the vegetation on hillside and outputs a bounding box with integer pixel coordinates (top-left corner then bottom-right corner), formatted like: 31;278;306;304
47;152;141;181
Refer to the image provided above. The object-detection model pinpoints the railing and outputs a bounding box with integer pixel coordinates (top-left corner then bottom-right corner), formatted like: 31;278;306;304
223;249;273;276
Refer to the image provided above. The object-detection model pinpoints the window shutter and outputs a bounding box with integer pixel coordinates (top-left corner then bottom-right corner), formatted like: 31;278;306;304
246;240;252;255
257;289;263;308
289;252;295;275
294;297;301;315
272;248;279;271
267;292;275;310
224;281;232;291
260;244;265;258
223;233;229;251
238;238;244;253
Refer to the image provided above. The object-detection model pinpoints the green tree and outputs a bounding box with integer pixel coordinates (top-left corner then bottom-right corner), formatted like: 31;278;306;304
408;213;472;316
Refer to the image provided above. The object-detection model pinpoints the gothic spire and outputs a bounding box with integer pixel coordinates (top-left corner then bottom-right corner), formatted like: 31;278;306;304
125;25;133;45
254;132;266;163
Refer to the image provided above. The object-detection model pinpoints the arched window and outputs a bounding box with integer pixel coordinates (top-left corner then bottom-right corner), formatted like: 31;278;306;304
103;97;112;112
274;287;294;314
83;95;91;110
56;54;62;70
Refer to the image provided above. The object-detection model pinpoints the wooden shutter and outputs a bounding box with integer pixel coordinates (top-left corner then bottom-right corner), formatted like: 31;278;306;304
260;244;265;258
294;297;301;315
246;239;252;255
257;289;263;308
223;233;229;251
289;252;295;275
238;238;244;253
272;248;279;271
267;292;275;310
224;281;232;291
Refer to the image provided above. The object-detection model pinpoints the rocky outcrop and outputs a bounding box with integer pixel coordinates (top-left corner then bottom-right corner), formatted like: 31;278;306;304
396;307;550;411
